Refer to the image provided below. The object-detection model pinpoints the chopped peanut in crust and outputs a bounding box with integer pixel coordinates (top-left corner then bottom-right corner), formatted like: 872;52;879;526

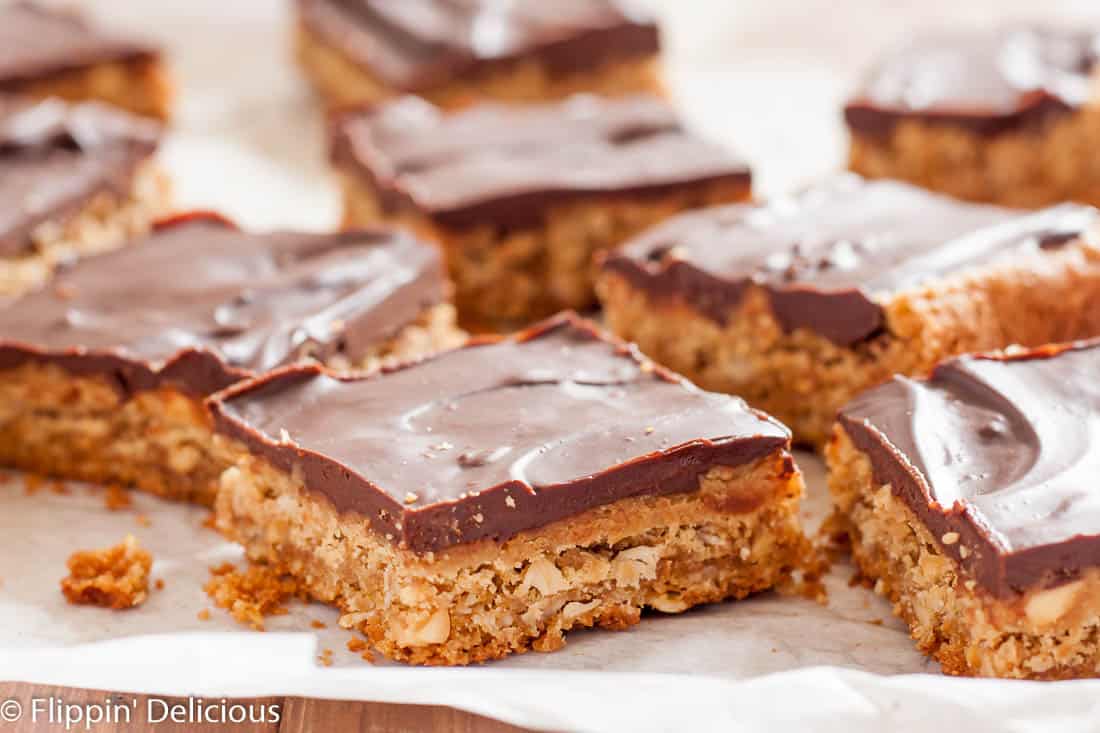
60;535;152;610
203;562;309;631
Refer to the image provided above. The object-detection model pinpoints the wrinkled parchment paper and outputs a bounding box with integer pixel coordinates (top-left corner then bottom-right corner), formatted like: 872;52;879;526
4;2;1100;731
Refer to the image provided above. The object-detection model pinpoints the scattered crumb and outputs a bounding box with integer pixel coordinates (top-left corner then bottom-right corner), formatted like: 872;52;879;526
204;562;308;631
135;514;152;528
869;618;884;626
346;637;367;653
154;578;165;591
778;539;831;606
60;535;152;610
310;619;327;630
404;492;419;504
848;569;873;589
197;609;212;621
814;512;852;562
318;648;334;667
104;484;132;511
24;474;45;496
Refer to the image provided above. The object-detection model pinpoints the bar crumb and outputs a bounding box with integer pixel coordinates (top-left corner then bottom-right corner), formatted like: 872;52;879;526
60;535;152;610
204;562;308;631
104;484;133;511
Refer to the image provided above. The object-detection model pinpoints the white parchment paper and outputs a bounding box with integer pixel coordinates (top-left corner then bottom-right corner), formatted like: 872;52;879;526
4;1;1100;730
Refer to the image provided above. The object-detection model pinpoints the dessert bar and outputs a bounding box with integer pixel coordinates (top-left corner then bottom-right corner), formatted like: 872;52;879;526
845;27;1100;208
597;175;1100;447
334;94;751;328
1;3;172;120
210;313;808;665
295;0;661;109
0;96;168;297
829;341;1100;679
0;213;462;504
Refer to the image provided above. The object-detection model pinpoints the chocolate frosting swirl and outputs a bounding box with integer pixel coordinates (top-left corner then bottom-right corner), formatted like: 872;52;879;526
0;3;157;87
839;340;1100;597
0;96;160;257
0;213;446;396
210;314;791;553
333;94;751;229
298;0;659;92
602;176;1097;346
845;27;1100;138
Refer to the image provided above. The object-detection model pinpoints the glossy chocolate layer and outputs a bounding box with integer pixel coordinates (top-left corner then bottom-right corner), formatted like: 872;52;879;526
211;314;791;553
333;94;751;228
603;176;1097;346
0;3;157;87
845;27;1100;139
839;341;1100;598
0;96;160;257
298;0;658;92
0;213;446;396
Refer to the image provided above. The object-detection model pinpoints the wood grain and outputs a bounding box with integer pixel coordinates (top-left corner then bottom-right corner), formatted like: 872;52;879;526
280;698;536;733
0;684;536;732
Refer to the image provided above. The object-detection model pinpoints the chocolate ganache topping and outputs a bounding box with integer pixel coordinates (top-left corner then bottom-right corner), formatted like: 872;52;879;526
0;3;157;87
0;96;160;257
603;176;1097;346
0;213;445;396
839;340;1100;598
333;94;751;229
210;313;791;553
845;26;1100;138
298;0;658;92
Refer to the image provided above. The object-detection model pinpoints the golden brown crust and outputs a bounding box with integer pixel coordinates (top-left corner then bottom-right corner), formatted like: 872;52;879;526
213;446;809;665
10;56;173;121
849;104;1100;208
294;22;662;110
827;427;1100;679
0;304;465;505
340;171;750;330
0;161;172;298
597;237;1100;447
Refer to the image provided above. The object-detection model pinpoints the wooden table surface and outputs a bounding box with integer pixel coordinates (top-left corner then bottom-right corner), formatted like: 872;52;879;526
0;683;535;732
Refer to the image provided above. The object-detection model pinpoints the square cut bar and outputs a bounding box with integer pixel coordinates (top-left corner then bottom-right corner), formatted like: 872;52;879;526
295;0;661;110
334;94;752;329
0;3;172;120
845;27;1100;208
829;341;1100;679
0;96;169;298
209;314;808;665
597;175;1100;448
0;212;463;505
